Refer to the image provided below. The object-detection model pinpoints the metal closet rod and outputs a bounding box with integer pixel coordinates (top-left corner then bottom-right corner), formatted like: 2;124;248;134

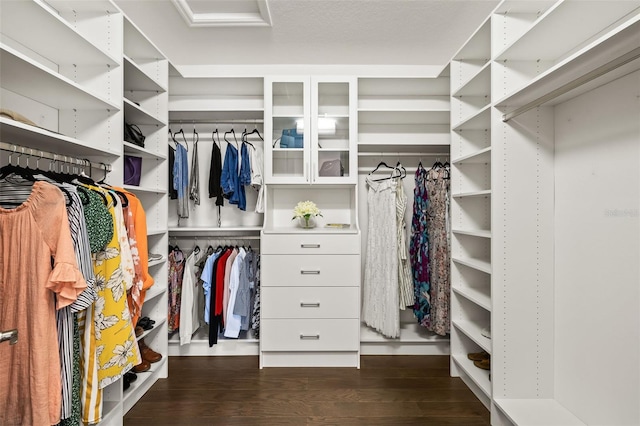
169;119;264;125
0;142;111;172
503;47;640;122
358;152;449;157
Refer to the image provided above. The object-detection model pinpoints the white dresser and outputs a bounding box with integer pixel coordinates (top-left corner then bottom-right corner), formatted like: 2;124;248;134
260;232;361;368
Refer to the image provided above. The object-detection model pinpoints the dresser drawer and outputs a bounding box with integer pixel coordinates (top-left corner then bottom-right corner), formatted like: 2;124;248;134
260;319;359;351
261;234;360;255
261;286;359;319
261;254;359;287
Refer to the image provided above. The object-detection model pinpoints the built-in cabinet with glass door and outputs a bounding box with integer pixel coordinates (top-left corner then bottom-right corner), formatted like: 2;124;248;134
264;76;357;185
261;76;361;368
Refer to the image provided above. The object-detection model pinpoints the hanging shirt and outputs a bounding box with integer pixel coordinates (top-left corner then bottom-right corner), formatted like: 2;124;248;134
249;143;265;213
189;139;200;205
200;251;221;325
224;248;246;338
208;142;224;206
221;144;247;211
180;247;206;345
173;143;189;218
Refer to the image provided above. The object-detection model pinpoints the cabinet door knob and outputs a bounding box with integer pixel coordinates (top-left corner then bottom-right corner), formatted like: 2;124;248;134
299;334;320;340
300;270;320;275
300;244;320;248
300;302;320;307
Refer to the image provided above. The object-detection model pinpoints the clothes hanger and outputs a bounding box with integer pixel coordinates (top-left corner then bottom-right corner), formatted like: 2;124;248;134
224;129;238;149
211;129;220;147
192;124;199;147
172;128;188;151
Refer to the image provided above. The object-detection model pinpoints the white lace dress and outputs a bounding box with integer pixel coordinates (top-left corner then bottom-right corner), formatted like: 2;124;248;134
362;177;400;338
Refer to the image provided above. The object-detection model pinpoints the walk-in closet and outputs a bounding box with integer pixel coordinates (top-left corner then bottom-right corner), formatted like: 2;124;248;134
1;1;638;425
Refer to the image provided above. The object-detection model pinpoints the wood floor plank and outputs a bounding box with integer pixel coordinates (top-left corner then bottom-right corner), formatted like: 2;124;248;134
124;355;490;425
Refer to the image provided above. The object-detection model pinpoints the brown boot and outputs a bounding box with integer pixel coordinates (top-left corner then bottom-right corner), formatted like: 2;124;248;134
133;359;151;373
473;358;491;370
138;339;162;363
467;351;490;362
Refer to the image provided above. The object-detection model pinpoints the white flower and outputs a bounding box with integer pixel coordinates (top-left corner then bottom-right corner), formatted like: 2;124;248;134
292;200;322;220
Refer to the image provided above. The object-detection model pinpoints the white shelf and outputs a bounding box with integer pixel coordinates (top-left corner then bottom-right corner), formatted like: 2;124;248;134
452;320;491;353
122;184;166;194
452;147;491;165
494;399;586;426
147;228;168;236
262;225;359;235
169;226;263;235
123;17;164;60
358;96;450;112
452;189;491;199
452;286;491;312
452;104;491;131
452;229;491;239
0;44;119;111
124;141;167;160
496;15;640;114
100;400;122;426
136;317;167;342
144;284;166;303
1;0;120;67
124;55;166;93
0;117;119;158
452;62;491;97
124;98;166;126
452;256;491;275
451;354;491;398
495;1;640;62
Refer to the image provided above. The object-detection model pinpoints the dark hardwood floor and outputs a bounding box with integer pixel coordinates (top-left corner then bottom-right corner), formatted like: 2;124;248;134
124;355;490;425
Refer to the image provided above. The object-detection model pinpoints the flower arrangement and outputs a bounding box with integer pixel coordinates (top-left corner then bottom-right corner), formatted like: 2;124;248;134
292;200;322;228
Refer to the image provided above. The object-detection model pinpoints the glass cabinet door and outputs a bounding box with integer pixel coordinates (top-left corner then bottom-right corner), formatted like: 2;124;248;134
312;77;357;184
265;77;310;184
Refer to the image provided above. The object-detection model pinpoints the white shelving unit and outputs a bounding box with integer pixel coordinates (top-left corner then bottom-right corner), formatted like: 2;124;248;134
120;14;169;423
0;1;169;424
450;1;640;425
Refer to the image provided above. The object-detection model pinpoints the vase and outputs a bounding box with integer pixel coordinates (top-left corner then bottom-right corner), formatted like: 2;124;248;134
298;216;316;229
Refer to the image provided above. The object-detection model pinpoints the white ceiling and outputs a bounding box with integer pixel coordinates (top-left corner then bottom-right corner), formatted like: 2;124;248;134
115;0;498;74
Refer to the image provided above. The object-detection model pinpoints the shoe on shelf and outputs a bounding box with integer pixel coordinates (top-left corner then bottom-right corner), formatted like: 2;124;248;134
137;317;155;331
467;351;490;362
149;253;163;261
139;339;162;363
123;374;131;391
133;359;151;373
473;358;491;371
125;371;138;383
135;326;144;337
481;327;491;339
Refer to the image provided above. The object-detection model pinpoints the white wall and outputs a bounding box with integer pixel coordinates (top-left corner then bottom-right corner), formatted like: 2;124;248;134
554;70;640;425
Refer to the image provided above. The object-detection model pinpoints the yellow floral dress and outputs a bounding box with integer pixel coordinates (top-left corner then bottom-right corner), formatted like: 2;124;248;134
92;189;141;388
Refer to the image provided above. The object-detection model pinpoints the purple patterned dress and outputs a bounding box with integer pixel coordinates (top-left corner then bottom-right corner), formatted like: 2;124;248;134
410;163;431;326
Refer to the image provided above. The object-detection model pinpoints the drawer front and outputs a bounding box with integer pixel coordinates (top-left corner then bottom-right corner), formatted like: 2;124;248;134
261;286;359;319
260;318;359;351
261;254;360;287
261;234;360;255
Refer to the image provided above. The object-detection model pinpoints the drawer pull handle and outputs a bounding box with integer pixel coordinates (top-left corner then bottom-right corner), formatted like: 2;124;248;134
300;270;320;275
301;244;320;248
300;334;320;340
300;302;320;308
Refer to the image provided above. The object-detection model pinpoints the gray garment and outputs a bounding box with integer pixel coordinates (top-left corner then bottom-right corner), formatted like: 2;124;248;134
233;251;253;330
189;139;200;205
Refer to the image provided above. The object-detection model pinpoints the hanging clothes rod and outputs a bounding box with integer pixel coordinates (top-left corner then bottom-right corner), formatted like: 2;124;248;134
502;47;640;122
169;119;264;126
0;142;111;172
358;152;449;157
